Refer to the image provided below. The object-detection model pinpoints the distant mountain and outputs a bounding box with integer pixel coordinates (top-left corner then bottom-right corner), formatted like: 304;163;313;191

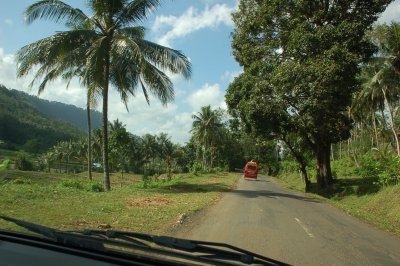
0;84;101;152
1;86;102;131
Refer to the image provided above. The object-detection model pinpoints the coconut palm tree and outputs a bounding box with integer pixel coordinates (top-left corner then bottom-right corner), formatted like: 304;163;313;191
191;106;223;169
17;0;192;191
370;23;400;75
157;133;175;177
356;60;400;155
141;134;157;172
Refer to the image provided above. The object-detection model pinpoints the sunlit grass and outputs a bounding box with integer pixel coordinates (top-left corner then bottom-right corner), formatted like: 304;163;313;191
0;170;239;234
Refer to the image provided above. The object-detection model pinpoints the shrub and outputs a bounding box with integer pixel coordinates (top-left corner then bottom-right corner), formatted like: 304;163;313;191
331;158;356;177
59;179;85;189
280;160;300;174
0;159;10;172
86;182;104;192
15;153;34;171
59;179;104;192
356;153;400;187
10;178;33;185
190;162;203;176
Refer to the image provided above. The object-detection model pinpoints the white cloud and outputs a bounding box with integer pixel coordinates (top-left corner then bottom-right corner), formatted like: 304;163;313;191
186;83;226;112
4;19;13;26
221;69;242;82
108;91;192;143
378;0;400;23
152;3;237;47
0;48;86;108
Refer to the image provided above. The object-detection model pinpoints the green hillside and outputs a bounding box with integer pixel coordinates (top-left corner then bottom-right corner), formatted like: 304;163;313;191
0;84;86;153
0;85;102;131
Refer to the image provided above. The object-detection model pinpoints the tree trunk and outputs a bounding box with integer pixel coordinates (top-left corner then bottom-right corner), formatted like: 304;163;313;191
347;139;350;157
382;86;400;156
87;96;93;181
102;57;111;191
315;144;332;190
282;139;311;192
372;112;379;149
300;164;311;192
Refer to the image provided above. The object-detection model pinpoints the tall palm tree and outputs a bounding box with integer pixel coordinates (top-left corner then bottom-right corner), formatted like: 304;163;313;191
370;23;400;75
157;133;174;177
141;134;157;171
356;60;400;155
17;0;192;191
64;66;101;181
191;106;223;169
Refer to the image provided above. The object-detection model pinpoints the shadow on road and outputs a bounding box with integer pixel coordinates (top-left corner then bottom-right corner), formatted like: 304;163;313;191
232;189;320;203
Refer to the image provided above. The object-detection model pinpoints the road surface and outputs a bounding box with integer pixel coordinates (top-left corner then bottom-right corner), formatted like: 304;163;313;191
174;176;400;265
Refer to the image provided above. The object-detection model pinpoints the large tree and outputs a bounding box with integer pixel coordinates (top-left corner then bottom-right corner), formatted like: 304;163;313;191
17;0;191;191
226;0;391;189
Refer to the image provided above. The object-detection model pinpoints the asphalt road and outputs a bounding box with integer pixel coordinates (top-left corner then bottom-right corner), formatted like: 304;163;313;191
175;175;400;265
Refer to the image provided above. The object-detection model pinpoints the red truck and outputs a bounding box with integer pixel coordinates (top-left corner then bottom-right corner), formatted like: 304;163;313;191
244;161;258;180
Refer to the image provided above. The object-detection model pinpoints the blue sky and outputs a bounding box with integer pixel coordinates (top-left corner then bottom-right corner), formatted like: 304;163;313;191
0;0;399;144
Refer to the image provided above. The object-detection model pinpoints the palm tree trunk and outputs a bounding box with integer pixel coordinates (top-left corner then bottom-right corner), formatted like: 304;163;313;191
372;112;379;149
382;86;400;156
103;55;111;191
202;145;206;170
87;96;93;181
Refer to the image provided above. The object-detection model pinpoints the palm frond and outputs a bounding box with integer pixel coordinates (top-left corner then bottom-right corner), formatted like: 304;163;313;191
137;39;192;79
116;26;146;40
25;0;89;25
116;0;162;25
140;61;174;105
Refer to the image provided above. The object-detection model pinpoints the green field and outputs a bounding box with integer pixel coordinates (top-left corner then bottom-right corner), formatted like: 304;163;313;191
0;170;239;234
273;173;400;237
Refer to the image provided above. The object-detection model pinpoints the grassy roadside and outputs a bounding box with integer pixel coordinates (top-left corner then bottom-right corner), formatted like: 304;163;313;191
272;172;400;238
0;170;239;234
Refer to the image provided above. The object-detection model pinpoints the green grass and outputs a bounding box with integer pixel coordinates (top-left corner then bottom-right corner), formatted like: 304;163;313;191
0;170;238;234
273;172;400;237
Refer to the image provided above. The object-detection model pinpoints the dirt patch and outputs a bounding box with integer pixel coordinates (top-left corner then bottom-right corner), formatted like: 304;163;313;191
126;196;172;208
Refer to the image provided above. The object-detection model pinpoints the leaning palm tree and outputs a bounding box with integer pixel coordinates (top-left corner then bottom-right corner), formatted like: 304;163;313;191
17;0;192;191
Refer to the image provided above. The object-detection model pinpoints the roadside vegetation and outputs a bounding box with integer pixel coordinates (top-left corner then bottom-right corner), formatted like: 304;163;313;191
0;170;238;233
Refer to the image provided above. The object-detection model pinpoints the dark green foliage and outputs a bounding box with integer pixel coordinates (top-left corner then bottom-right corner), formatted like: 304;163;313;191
15;153;34;171
85;182;105;192
0;85;102;132
0;85;84;152
59;179;104;192
226;0;392;189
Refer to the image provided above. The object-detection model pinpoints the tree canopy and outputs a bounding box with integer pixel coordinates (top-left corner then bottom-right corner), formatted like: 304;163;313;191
226;0;392;189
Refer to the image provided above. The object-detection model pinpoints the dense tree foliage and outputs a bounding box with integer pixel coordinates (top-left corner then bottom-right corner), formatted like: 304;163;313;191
0;85;83;152
226;0;391;190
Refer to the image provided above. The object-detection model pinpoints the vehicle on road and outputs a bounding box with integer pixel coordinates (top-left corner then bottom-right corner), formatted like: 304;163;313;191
244;161;258;180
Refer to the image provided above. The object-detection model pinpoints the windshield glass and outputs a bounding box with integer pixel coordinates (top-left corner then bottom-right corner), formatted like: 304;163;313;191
1;1;400;266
